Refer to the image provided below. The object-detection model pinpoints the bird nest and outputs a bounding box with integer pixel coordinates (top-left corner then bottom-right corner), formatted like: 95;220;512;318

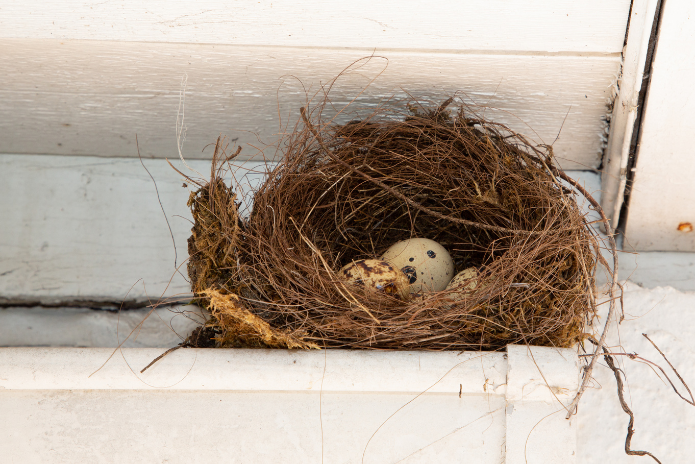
183;99;603;351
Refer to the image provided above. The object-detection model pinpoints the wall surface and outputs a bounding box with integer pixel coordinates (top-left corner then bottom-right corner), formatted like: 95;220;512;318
0;39;620;170
0;0;632;51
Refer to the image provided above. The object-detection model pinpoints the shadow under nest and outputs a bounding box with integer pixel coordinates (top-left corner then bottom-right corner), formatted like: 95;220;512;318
184;99;601;351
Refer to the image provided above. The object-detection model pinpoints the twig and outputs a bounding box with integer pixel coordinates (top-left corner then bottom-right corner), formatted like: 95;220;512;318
175;73;206;179
579;351;694;404
140;344;184;373
435;97;454;115
289;216;380;323
642;333;695;405
555;169;621;419
596;341;662;463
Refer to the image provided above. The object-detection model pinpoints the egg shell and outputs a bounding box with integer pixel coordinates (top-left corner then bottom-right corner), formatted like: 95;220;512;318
338;259;410;299
380;238;454;293
445;267;478;300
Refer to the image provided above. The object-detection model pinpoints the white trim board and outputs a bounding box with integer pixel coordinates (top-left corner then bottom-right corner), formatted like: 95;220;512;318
616;251;694;292
0;347;513;393
0;39;619;169
0;0;631;53
0;306;207;348
0;346;579;463
623;0;695;251
601;0;661;229
0;155;268;303
0;154;601;302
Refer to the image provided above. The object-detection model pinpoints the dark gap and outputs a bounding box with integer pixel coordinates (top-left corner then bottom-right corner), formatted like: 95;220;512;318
617;0;666;235
0;298;181;311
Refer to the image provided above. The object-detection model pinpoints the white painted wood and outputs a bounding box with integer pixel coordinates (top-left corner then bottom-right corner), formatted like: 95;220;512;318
0;1;631;53
506;401;577;464
506;345;580;403
595;239;696;292
0;348;507;392
0;39;620;169
0;306;208;348
3;287;693;461
617;251;695;291
505;345;578;464
1;389;506;463
0;154;601;302
0;346;578;463
0;155;268;302
601;0;660;228
623;0;695;251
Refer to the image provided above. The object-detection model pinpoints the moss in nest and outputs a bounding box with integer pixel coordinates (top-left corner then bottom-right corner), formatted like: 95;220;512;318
187;177;240;295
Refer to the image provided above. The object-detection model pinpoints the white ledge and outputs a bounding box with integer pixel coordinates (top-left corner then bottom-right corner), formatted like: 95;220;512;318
0;346;577;399
0;345;579;463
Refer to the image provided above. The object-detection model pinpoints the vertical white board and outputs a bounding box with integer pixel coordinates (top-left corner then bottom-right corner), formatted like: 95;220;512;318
624;0;695;251
600;0;660;228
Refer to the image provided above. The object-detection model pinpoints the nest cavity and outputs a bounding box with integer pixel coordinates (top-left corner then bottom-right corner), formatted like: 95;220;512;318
186;99;599;350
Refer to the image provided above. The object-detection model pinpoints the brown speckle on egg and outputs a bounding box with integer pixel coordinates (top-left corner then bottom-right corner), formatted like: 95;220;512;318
339;259;410;299
445;268;479;302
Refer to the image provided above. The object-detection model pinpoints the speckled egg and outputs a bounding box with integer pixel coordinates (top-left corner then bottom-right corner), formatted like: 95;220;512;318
338;259;410;299
380;238;454;293
445;267;478;297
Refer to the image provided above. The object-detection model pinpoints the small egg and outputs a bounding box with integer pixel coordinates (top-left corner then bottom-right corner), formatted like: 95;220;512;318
445;267;478;296
442;268;478;308
338;259;410;299
380;238;454;293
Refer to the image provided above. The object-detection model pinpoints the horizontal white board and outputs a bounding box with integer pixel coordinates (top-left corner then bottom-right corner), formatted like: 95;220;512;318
0;346;578;463
615;251;695;291
0;0;631;53
0;39;620;170
0;155;266;302
0;306;206;348
0;389;504;463
0;154;601;302
0;348;512;393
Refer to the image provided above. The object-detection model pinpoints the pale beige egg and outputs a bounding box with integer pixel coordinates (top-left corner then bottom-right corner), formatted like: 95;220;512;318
380;238;454;293
445;267;478;298
338;259;410;299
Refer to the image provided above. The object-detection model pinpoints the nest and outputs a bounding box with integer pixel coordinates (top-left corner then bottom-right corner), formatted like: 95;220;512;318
185;99;602;351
